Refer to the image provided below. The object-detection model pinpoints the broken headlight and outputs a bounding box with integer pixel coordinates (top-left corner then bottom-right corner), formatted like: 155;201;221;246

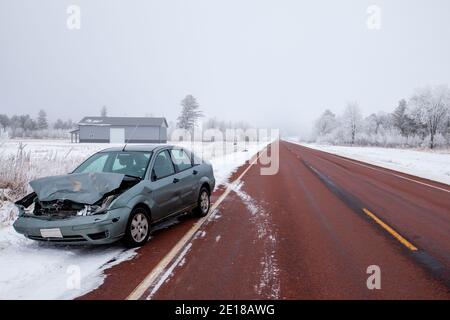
20;202;35;215
77;195;116;216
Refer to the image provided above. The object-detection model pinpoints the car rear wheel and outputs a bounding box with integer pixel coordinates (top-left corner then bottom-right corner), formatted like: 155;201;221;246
193;187;210;217
123;207;151;247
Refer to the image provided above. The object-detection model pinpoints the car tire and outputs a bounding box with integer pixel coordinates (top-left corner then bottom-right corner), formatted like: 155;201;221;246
193;187;210;217
123;207;151;248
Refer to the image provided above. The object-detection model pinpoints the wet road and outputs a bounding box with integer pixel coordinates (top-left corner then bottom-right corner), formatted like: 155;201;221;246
81;140;450;299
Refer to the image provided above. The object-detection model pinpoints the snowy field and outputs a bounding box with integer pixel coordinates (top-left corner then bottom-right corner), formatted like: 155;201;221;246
287;140;450;185
0;139;268;299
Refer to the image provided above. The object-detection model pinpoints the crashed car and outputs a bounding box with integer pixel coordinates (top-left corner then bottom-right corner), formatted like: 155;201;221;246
13;145;215;247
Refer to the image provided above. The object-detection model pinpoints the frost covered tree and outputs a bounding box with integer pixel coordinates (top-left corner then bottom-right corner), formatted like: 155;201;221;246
441;115;450;144
204;117;250;132
314;110;337;137
177;95;203;132
342;102;362;145
409;85;450;149
9;114;36;137
53;118;64;129
365;112;390;135
392;99;410;136
310;85;450;148
37;110;48;130
65;119;74;129
53;118;74;130
0;114;9;130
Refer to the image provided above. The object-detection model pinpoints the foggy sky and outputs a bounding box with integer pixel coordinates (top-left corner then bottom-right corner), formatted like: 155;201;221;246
1;0;450;136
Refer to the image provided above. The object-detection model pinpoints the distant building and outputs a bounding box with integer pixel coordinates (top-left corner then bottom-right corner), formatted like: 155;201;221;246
70;116;168;143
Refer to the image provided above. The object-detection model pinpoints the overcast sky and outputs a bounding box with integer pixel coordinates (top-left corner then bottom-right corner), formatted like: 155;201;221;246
1;0;449;135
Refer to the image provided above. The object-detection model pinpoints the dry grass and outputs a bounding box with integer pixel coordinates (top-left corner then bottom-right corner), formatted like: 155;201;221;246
0;142;87;200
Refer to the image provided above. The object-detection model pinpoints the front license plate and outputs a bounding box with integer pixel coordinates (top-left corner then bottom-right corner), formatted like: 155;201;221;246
40;228;63;238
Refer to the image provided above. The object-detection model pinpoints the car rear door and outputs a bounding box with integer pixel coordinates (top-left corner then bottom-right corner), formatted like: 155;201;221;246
170;148;198;208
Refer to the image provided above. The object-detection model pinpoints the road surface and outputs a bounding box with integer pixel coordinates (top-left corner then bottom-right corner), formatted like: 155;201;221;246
81;140;450;299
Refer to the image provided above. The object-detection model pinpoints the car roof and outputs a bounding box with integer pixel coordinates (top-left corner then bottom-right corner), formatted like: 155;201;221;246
98;144;175;153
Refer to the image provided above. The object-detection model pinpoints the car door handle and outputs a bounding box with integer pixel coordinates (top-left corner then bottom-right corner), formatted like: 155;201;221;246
173;178;180;183
193;170;198;175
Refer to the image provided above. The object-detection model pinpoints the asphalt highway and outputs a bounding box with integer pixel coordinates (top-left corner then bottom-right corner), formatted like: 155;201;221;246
81;140;450;299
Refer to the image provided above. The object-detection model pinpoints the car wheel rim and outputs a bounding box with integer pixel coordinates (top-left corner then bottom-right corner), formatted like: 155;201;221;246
200;191;209;213
131;212;149;243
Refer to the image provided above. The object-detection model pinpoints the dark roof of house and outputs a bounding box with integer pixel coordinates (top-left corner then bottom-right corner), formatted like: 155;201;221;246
78;116;168;127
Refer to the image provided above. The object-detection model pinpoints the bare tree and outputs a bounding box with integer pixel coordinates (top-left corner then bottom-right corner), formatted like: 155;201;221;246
342;102;362;145
176;95;203;132
409;85;450;148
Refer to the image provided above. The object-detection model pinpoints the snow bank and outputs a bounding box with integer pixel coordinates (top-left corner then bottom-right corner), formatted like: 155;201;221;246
288;140;450;185
0;227;137;299
0;139;269;299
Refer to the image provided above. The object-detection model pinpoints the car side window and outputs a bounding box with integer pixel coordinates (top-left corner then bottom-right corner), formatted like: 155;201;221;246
152;150;175;180
170;149;192;172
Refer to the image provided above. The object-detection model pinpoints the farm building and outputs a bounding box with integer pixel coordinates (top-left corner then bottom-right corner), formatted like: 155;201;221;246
70;116;168;143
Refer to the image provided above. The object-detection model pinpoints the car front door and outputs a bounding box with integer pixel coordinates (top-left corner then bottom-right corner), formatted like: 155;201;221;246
170;148;197;208
149;149;181;221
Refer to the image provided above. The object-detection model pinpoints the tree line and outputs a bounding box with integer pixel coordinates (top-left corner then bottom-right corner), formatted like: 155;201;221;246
0;110;75;138
312;85;450;149
1;96;249;141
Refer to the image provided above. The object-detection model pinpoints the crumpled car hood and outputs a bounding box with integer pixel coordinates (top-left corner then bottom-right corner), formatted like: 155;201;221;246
29;172;125;205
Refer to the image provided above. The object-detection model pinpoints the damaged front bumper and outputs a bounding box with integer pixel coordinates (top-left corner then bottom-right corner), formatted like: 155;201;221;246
13;207;131;245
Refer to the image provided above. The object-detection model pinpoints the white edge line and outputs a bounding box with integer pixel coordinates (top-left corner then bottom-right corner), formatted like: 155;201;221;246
146;243;193;299
126;147;267;300
328;151;450;193
285;140;450;194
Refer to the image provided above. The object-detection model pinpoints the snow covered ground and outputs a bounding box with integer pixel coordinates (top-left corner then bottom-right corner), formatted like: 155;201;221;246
287;140;450;185
0;139;268;299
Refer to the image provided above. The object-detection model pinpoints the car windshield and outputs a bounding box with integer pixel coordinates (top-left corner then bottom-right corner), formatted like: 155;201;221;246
73;151;152;179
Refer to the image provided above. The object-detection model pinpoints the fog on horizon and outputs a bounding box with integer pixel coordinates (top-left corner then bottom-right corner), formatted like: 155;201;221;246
1;0;450;137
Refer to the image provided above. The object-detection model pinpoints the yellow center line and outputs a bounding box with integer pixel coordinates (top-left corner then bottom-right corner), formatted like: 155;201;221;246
362;208;418;251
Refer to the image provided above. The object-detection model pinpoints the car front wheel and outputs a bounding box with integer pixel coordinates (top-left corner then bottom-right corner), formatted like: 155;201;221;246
123;207;151;247
193;187;210;217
